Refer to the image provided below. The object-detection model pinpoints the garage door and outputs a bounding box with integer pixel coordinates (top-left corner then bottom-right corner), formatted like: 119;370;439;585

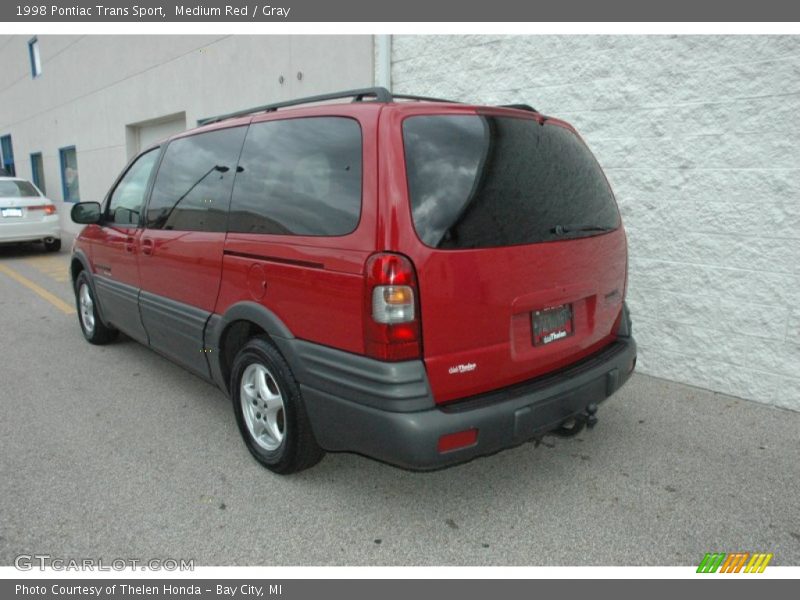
126;113;186;158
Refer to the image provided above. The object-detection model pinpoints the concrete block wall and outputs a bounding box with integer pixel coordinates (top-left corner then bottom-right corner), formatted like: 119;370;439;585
386;35;800;410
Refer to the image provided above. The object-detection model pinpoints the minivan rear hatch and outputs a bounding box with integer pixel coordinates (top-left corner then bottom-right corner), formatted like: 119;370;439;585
401;112;627;404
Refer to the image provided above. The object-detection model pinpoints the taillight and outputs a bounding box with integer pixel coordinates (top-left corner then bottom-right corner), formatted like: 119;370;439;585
364;252;421;361
28;204;57;215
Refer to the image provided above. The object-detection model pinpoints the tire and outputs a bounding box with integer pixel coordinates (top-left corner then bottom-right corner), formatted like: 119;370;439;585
74;271;118;345
44;238;61;252
231;336;324;474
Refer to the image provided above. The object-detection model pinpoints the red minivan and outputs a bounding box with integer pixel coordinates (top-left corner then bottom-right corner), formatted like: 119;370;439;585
69;88;636;474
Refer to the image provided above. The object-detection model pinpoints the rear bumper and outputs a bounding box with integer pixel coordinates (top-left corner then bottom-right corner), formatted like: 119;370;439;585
0;216;60;243
296;335;637;470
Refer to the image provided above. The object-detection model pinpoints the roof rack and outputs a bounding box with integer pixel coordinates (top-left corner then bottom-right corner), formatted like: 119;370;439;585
198;87;463;125
392;92;461;104
499;104;538;113
199;87;535;125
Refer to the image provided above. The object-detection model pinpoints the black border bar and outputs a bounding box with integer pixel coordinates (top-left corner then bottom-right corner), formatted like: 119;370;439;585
4;0;800;22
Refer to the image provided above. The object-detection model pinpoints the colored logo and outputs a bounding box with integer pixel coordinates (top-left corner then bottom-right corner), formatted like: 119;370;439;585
697;552;773;573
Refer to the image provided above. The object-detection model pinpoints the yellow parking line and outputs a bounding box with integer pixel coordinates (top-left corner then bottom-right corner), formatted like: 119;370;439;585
20;255;72;284
23;256;62;266
0;263;75;315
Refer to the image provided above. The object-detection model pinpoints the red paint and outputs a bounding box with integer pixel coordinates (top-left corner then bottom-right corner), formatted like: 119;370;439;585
379;104;626;403
217;246;368;354
138;230;226;312
84;223;140;288
74;99;628;406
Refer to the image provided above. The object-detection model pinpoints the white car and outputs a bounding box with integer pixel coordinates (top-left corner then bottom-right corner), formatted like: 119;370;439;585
0;177;61;251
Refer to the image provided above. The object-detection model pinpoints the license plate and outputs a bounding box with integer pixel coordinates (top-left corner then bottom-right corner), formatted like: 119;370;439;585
532;304;574;346
1;208;23;218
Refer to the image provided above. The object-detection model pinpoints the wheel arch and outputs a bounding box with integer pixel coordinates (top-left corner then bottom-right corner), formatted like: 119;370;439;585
70;249;92;289
207;301;297;394
70;250;111;326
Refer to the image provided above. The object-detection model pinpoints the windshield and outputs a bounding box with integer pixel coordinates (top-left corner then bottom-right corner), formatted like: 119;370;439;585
0;180;41;198
402;115;619;249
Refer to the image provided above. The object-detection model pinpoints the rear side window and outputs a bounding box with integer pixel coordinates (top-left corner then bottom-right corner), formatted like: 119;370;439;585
228;117;362;236
146;127;246;232
402;115;619;249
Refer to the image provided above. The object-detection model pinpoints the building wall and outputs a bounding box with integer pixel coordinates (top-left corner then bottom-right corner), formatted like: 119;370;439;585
2;34;797;411
387;35;800;410
0;35;374;234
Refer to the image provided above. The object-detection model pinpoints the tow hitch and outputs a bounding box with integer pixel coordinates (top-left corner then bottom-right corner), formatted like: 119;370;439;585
553;403;599;437
585;402;599;428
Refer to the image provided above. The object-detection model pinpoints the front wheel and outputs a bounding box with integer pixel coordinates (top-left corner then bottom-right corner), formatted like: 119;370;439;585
74;272;118;344
231;336;324;474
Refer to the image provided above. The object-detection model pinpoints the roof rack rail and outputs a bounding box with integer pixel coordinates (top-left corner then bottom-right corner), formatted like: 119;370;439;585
198;87;466;125
499;103;538;113
198;87;395;125
392;93;461;104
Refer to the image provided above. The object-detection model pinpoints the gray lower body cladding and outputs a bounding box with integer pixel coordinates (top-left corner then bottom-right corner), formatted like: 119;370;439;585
145;295;637;470
292;336;637;470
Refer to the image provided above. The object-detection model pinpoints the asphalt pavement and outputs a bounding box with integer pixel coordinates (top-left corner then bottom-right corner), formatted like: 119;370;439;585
1;243;798;566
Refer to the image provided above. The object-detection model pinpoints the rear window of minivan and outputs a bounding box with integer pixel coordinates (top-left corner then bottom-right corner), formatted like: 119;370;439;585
402;115;619;249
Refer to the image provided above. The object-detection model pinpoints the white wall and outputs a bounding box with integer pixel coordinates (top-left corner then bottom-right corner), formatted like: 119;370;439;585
0;35;374;234
387;35;800;410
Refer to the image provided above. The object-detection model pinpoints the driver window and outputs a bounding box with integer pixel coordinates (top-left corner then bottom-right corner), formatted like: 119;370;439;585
107;149;159;226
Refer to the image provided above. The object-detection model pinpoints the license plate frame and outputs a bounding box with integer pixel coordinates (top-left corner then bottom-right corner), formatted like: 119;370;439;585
532;303;574;346
1;207;23;218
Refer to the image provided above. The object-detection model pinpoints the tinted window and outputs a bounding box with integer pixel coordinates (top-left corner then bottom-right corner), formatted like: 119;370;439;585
31;153;45;194
0;179;40;198
402;115;619;249
107;149;159;226
146;127;246;232
59;146;80;202
228;117;362;236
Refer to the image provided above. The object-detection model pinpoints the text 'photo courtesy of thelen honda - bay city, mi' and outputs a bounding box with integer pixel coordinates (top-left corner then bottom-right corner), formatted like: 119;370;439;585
69;88;637;474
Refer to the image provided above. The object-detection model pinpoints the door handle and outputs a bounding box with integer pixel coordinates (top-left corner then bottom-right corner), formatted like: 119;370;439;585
141;238;154;256
124;235;135;253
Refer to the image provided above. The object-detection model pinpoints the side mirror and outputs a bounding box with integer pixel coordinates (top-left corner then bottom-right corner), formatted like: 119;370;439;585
71;202;102;225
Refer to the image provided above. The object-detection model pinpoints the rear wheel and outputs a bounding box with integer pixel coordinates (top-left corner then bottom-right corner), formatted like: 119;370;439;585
75;272;118;345
231;336;324;474
44;238;61;252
